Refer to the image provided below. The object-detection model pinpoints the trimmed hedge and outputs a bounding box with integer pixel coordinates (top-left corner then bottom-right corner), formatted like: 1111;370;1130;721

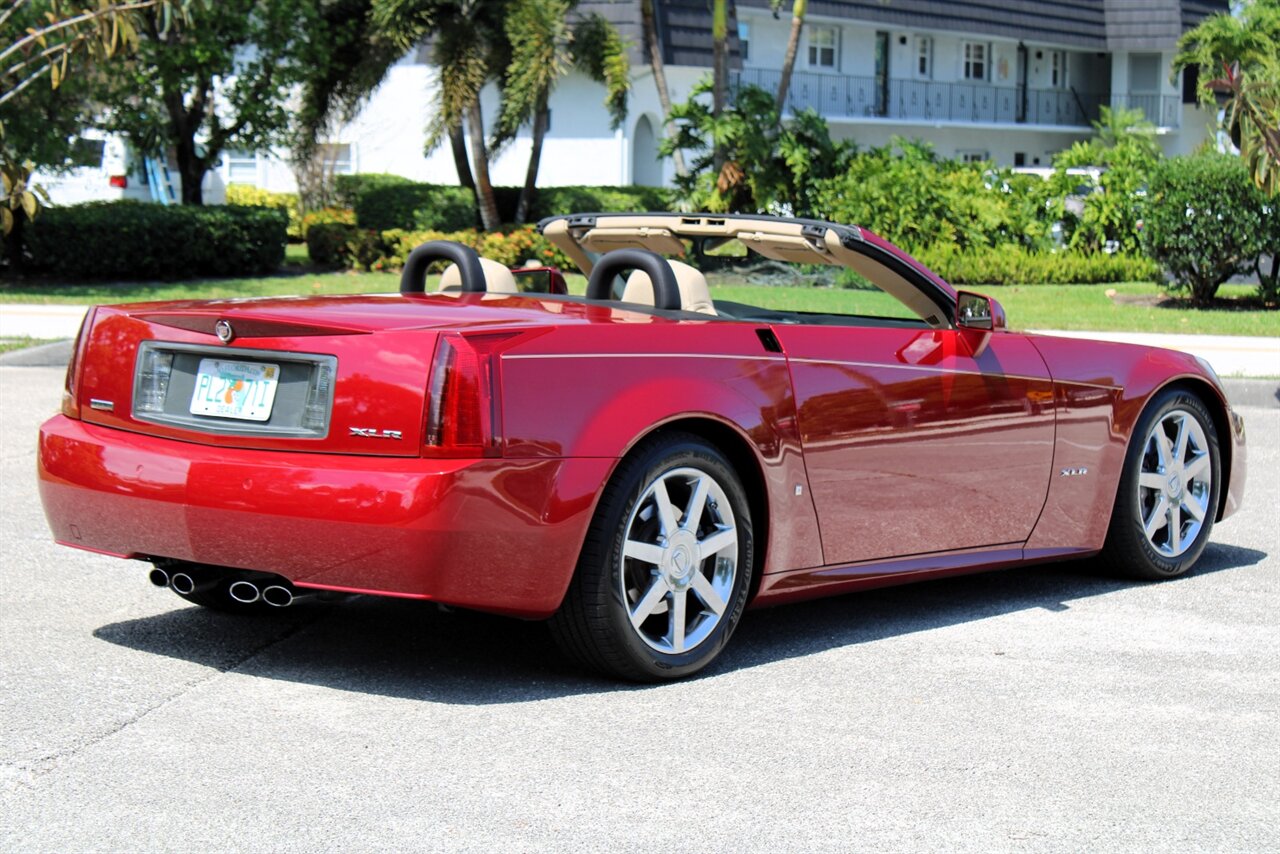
355;183;476;232
911;244;1159;286
224;184;302;240
27;201;287;279
337;174;676;231
333;172;413;209
523;185;674;221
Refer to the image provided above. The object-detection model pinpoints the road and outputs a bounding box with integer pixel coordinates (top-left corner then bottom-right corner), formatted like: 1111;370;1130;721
2;365;1277;852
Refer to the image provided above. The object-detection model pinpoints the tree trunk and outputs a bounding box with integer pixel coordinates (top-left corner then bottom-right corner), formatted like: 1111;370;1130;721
641;0;685;177
174;136;205;205
467;103;501;232
775;0;806;113
710;0;728;172
450;123;476;191
515;102;548;225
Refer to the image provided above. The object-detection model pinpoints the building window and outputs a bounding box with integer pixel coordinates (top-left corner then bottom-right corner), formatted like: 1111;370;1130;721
226;150;258;184
915;36;932;79
958;150;989;163
320;143;353;175
963;42;990;81
1050;50;1067;88
808;26;838;69
738;20;750;61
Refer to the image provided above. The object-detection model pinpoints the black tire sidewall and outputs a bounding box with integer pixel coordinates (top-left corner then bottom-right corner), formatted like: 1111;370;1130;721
595;436;754;680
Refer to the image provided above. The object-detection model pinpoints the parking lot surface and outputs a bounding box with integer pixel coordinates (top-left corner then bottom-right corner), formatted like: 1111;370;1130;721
2;365;1277;852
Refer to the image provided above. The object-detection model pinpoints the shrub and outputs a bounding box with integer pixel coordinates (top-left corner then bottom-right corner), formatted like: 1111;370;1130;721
524;185;674;221
374;226;574;273
225;184;302;240
305;222;360;269
1140;153;1271;303
300;206;355;238
910;244;1159;285
333;173;413;209
26;201;286;279
1049;107;1162;253
816;140;1053;252
354;183;477;232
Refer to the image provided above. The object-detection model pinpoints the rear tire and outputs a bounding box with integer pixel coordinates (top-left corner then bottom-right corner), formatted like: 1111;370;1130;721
550;432;754;681
1096;388;1221;580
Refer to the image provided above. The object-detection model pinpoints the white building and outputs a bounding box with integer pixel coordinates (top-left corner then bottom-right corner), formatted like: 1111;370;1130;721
217;0;1227;196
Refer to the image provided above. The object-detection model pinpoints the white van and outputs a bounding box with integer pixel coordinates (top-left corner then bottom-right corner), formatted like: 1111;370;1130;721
33;131;226;206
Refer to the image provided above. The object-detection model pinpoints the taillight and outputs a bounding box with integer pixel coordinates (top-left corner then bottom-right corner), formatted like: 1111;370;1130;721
109;175;127;188
423;330;537;458
61;308;96;419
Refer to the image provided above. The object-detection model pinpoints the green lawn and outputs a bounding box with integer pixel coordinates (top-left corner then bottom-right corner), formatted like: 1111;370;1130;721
1;270;1275;337
0;336;56;355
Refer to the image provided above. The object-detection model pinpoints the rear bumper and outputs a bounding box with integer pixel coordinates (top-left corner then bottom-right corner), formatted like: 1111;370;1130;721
38;416;612;618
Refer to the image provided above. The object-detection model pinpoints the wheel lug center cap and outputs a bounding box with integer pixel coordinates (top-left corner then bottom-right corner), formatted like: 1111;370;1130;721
663;532;698;586
1167;473;1182;497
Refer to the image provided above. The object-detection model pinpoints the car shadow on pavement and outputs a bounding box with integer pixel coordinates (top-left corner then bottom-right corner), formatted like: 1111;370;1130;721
93;541;1266;704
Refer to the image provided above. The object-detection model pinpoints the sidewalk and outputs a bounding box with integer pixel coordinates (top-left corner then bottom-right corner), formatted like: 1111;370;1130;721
1030;329;1279;379
1;303;1276;377
0;304;90;340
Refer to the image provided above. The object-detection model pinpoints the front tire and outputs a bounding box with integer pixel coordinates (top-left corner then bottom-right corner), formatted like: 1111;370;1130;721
1097;388;1221;580
551;432;754;681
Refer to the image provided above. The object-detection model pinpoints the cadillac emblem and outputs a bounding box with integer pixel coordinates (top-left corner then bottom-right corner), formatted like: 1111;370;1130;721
215;320;235;343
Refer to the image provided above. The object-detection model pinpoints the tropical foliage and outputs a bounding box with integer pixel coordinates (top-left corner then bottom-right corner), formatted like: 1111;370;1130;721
1047;106;1163;253
662;82;855;216
1174;0;1280;195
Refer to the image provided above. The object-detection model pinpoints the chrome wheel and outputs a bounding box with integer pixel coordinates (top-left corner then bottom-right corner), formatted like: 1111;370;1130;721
1137;408;1213;559
619;466;738;655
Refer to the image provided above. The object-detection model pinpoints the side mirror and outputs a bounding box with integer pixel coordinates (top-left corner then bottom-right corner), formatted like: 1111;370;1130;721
955;291;1006;331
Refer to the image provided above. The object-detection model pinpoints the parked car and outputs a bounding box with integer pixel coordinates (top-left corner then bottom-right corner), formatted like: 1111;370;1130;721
38;213;1246;680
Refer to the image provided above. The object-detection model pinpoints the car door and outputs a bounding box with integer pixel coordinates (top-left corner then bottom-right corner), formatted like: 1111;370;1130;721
773;323;1056;566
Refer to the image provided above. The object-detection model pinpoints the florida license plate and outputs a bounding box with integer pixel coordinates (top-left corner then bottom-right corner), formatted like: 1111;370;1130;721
189;358;280;421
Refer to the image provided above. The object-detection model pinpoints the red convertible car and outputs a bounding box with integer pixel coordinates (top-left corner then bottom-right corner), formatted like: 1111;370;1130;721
39;213;1246;680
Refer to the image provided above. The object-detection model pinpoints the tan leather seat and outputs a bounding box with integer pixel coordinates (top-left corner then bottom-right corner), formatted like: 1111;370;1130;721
621;259;716;315
437;258;518;294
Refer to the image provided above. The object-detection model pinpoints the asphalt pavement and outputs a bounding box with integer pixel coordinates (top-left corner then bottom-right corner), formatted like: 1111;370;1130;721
2;365;1278;852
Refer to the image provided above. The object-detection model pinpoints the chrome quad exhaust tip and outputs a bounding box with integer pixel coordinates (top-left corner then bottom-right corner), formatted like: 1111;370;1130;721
261;583;319;608
228;580;262;604
148;567;171;588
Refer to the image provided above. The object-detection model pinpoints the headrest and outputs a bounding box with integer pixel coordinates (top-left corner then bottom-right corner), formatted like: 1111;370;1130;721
437;257;518;294
621;259;716;315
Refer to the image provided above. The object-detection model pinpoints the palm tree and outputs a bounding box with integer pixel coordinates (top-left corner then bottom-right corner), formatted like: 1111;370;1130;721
710;0;729;173
496;0;630;223
423;4;507;230
774;0;807;112
640;0;685;177
1174;0;1280;195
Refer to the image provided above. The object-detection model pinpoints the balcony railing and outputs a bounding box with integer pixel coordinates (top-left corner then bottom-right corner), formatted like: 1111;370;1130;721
734;68;1183;130
1108;93;1183;129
